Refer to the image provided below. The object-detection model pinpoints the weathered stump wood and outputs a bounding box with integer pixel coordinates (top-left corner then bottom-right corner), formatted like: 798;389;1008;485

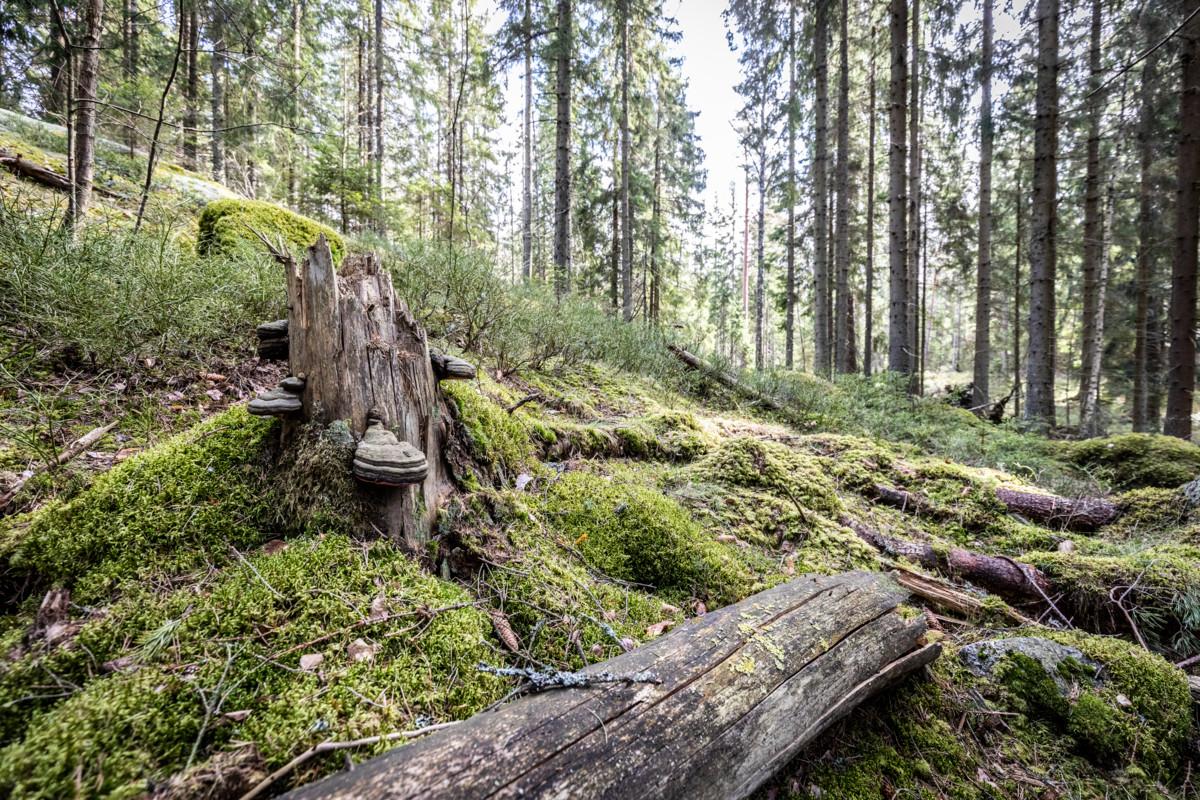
285;236;448;546
282;571;939;800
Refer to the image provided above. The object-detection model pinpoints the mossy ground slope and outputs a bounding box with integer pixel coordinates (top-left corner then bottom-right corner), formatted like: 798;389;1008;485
1;361;1198;799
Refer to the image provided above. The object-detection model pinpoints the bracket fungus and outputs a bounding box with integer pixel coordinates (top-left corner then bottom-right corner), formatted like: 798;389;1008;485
256;319;289;361
249;375;304;416
352;417;429;486
431;352;477;381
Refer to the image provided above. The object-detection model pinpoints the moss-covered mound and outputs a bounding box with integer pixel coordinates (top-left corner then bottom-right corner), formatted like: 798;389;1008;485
1063;433;1200;490
197;199;346;264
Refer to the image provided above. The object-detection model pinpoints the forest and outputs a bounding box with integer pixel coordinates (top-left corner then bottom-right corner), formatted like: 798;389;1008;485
0;0;1199;797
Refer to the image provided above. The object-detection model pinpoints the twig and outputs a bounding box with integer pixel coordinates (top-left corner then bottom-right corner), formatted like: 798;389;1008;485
0;421;117;512
244;224;292;265
230;546;283;599
237;721;460;800
476;663;660;692
506;392;542;414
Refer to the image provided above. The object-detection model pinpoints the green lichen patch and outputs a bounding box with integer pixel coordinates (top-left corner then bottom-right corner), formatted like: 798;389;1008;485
0;534;506;799
197;199;346;264
693;437;843;518
1062;433;1200;490
2;407;283;603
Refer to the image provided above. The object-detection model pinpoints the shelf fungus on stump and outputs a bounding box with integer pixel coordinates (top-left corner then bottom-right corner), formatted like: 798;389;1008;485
352;418;429;486
256;319;289;361
248;376;304;416
430;352;477;381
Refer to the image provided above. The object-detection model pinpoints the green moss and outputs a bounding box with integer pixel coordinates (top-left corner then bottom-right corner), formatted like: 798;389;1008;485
1111;487;1190;536
1063;433;1200;490
441;380;536;485
0;535;506;799
796;433;899;492
541;471;751;604
197;199;345;264
2;407;283;602
693;437;842;518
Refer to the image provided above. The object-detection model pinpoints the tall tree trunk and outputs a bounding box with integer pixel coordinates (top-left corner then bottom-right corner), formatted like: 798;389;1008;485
906;0;921;392
786;0;798;369
742;160;750;318
66;0;104;230
1165;7;1200;439
754;123;767;370
610;129;620;311
184;0;199;170
288;0;301;206
813;0;831;376
1014;162;1023;419
1025;0;1059;428
374;0;384;230
1078;0;1106;437
887;0;909;374
123;0;138;157
209;0;225;183
1133;42;1160;432
864;23;877;377
619;0;634;322
650;98;663;323
834;0;853;373
972;0;994;410
553;0;573;297
521;0;533;280
245;29;259;198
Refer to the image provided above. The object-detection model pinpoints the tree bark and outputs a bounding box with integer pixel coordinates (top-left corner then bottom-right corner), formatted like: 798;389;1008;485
283;238;449;548
1025;0;1059;428
1014;161;1023;418
972;0;994;410
870;482;1117;532
66;0;104;230
373;0;384;228
1165;5;1200;439
209;0;225;183
864;24;877;377
785;1;798;369
887;0;909;375
1133;39;1159;432
620;0;634;322
906;0;922;393
754;106;767;370
520;0;533;280
553;0;572;297
123;0;138;158
650;98;663;323
183;0;199;170
281;571;939;800
813;0;832;377
834;0;853;374
1078;0;1106;437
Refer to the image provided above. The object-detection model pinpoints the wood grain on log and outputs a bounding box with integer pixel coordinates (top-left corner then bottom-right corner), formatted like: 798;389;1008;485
285;237;448;546
281;571;939;800
873;483;1118;532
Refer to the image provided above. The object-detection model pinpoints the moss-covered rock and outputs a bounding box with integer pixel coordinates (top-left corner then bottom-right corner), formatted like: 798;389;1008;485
197;199;346;263
1063;433;1200;490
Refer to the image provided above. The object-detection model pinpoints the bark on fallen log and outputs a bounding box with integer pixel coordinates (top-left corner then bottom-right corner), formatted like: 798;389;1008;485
0;148;124;200
280;571;939;800
667;344;786;412
872;483;1118;532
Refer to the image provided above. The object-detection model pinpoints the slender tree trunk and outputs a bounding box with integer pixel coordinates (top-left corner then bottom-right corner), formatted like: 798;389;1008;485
650;98;663;323
1014;162;1023;419
374;0;384;229
742;161;750;318
972;0;994;410
553;0;573;297
288;0;301;206
1165;7;1200;439
245;30;259;198
834;0;853;373
1133;43;1160;432
887;0;909;374
864;24;877;377
610;130;620;310
521;0;533;280
1025;0;1059;428
209;0;225;183
123;0;138;158
813;0;831;376
1078;0;1106;436
66;0;104;230
755;125;767;370
786;0;798;369
620;0;634;322
133;11;184;232
184;0;199;170
906;0;921;391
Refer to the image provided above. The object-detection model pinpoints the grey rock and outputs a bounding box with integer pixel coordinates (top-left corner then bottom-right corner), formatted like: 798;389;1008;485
352;420;428;486
959;637;1101;694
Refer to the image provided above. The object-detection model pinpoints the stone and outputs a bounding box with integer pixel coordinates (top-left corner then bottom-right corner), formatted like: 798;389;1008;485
959;637;1101;694
352;420;428;486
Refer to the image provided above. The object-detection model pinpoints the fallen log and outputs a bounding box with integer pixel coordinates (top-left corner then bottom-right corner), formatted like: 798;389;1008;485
667;344;786;412
0;148;125;200
872;483;1118;532
0;421;118;514
279;571;939;800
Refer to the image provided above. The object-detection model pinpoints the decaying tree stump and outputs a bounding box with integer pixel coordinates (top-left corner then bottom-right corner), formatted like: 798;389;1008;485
276;236;450;547
281;571;939;800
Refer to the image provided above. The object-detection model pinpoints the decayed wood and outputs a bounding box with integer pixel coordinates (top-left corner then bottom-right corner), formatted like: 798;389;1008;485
892;566;1030;624
0;148;124;200
667;344;785;412
872;482;1118;532
285;236;448;546
281;571;939;800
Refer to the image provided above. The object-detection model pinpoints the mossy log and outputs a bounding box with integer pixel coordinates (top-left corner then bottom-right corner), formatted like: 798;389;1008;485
873;483;1118;532
667;344;785;412
284;236;449;547
0;148;123;199
282;571;939;800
